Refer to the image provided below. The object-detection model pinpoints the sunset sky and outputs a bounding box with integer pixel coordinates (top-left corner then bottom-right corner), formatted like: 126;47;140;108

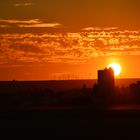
0;0;140;80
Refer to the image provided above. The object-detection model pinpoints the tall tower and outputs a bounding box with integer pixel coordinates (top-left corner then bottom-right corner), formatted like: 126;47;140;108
98;68;115;93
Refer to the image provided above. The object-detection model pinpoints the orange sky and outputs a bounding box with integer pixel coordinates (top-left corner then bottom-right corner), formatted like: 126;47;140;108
0;0;140;80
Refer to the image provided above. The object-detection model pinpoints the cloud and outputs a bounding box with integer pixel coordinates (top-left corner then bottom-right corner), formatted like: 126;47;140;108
0;19;62;29
14;3;34;7
82;27;118;31
0;19;41;24
0;30;140;66
18;23;62;28
0;25;10;28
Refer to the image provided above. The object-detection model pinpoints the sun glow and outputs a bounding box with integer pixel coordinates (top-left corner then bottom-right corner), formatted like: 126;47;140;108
107;63;122;76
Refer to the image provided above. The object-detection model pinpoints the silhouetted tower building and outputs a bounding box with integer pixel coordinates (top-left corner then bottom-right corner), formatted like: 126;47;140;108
98;68;115;93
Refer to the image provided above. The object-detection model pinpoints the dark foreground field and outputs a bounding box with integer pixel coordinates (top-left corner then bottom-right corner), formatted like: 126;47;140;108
1;107;140;139
0;79;140;138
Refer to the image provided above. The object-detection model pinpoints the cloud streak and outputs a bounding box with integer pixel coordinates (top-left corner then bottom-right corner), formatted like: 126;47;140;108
14;3;34;7
0;25;10;28
82;27;118;31
0;19;62;29
18;23;62;28
0;19;40;24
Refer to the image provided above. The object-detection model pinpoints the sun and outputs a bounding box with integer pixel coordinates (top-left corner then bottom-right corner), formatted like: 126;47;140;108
107;63;122;76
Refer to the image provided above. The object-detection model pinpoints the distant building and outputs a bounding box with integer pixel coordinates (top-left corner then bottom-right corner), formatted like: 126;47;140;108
98;68;115;93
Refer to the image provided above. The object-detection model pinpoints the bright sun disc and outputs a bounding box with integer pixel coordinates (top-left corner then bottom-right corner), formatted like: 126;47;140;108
107;63;122;76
